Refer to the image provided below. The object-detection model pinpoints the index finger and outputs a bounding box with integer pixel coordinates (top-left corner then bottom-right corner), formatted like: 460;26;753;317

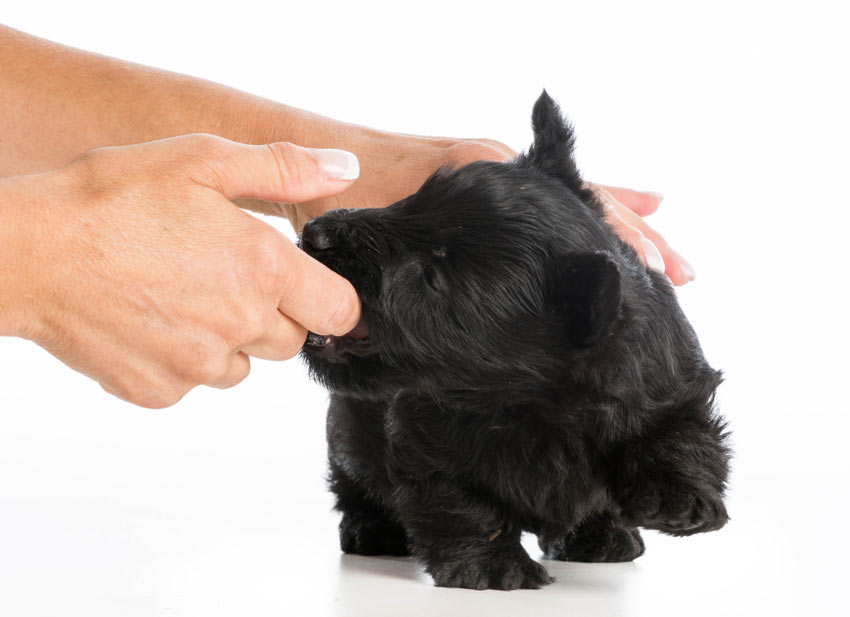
593;184;663;217
276;239;361;336
597;187;695;286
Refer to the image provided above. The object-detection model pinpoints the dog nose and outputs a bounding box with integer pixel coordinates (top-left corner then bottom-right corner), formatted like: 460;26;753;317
301;219;333;253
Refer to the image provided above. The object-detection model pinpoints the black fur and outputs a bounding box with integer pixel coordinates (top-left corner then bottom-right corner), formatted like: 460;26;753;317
300;91;731;590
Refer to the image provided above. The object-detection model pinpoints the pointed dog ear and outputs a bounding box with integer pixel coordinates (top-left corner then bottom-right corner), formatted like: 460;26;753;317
549;252;622;348
519;90;587;197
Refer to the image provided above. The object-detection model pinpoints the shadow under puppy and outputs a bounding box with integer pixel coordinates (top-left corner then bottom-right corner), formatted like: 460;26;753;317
300;91;731;591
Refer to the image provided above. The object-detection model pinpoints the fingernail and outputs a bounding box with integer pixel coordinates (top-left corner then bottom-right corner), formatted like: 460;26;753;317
308;148;360;181
646;191;664;203
680;258;696;280
640;237;666;273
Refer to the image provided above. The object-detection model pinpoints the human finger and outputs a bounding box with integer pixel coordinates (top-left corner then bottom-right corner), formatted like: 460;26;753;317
240;311;307;361
597;187;695;285
205;351;252;389
183;135;360;203
592;184;662;217
275;240;361;336
595;186;666;273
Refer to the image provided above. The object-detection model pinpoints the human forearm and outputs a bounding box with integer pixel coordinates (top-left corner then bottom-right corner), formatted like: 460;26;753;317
0;174;47;338
0;24;694;287
0;24;345;176
0;25;481;226
0;25;518;227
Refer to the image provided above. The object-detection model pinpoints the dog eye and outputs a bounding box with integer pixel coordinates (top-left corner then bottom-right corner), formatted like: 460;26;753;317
423;265;445;292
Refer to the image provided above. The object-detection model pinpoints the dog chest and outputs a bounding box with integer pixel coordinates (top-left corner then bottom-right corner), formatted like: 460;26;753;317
385;394;608;525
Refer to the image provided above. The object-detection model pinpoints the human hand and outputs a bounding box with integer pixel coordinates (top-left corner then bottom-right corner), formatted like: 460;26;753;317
387;140;695;286
288;136;516;230
245;125;692;285
239;130;514;232
0;135;361;408
0;28;690;289
590;184;696;286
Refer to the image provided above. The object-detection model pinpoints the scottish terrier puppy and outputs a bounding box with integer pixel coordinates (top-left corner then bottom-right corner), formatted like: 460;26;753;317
300;92;731;590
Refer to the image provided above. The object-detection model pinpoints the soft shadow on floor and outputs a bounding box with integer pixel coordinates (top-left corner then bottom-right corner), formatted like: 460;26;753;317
332;552;637;617
337;554;426;583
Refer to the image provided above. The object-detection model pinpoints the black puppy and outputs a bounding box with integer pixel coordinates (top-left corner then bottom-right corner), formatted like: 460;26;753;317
300;92;731;590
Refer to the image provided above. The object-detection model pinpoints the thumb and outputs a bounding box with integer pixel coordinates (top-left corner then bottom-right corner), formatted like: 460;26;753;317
195;138;360;202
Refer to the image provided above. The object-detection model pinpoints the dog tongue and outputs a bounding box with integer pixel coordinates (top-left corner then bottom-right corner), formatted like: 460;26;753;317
345;319;369;340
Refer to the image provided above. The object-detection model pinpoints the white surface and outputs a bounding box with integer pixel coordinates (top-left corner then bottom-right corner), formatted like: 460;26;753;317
2;1;849;615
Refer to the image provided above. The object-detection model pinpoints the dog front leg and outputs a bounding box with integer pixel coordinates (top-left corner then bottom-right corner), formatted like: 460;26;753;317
388;471;552;590
614;415;731;536
385;394;551;590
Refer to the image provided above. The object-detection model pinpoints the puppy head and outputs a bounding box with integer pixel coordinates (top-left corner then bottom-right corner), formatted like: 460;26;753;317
300;92;626;399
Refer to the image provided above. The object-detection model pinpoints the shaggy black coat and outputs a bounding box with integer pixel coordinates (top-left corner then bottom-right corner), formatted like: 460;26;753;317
299;91;731;590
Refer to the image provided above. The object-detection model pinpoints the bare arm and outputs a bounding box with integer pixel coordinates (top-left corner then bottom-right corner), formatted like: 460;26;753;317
1;25;692;285
0;24;328;174
0;24;514;231
0;25;696;410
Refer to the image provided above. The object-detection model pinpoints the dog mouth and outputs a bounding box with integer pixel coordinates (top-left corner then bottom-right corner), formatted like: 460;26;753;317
304;318;376;359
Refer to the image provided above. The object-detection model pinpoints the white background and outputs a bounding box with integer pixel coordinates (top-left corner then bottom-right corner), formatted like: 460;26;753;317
2;1;849;615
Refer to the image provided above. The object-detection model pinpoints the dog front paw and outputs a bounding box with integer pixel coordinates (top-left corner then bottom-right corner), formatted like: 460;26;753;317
428;548;553;590
624;483;728;536
339;512;410;556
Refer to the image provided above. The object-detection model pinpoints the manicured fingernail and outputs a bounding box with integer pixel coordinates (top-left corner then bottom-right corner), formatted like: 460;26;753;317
308;148;360;180
680;258;696;280
646;191;664;203
641;237;666;273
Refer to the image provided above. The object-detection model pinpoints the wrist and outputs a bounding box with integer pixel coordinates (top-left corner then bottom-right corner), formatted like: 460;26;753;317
249;99;411;159
0;172;65;342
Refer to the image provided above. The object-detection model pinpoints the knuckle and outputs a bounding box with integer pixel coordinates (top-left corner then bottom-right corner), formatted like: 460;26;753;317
253;231;285;273
322;287;358;335
183;133;229;158
193;357;228;384
118;382;185;409
230;356;252;385
207;354;252;389
265;141;302;185
280;329;307;359
141;389;184;409
99;380;125;401
102;363;191;409
252;233;289;296
180;134;232;188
